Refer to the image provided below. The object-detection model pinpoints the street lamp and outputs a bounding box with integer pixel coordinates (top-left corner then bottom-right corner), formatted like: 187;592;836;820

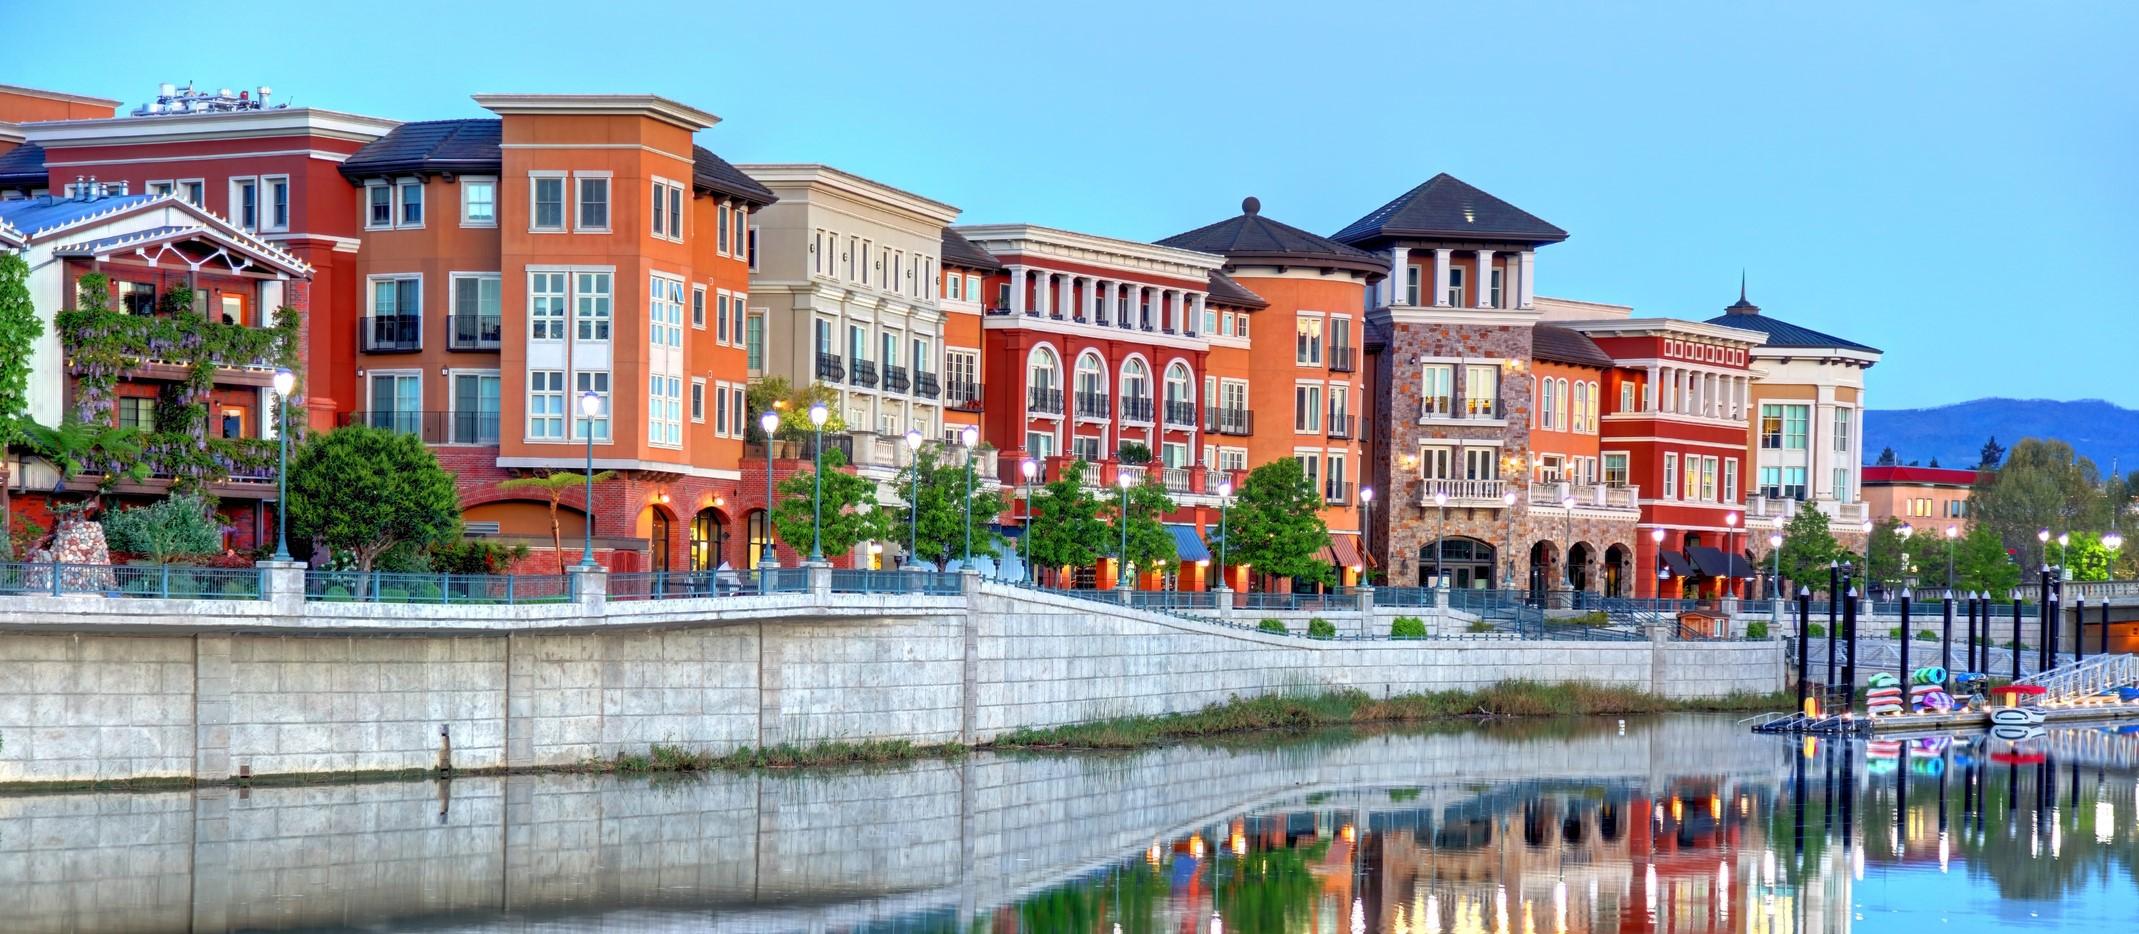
1360;485;1375;586
270;367;296;562
807;401;828;561
2038;527;2051;570
1560;494;1577;593
1020;457;1039;583
959;425;979;564
1433;490;1449;592
2056;532;2069;575
1501;489;1517;592
1725;511;1740;599
1897;524;1914;593
1650;527;1667;598
579;390;602;568
1117;470;1136;591
1944;524;1958;589
1216;478;1234;593
904;429;924;568
1767;532;1783;601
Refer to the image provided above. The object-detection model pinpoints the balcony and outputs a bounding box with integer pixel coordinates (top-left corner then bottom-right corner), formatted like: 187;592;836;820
1120;396;1154;424
1326;412;1355;440
339;410;501;445
1420;477;1510;506
883;364;910;393
1163;400;1196;428
850;359;878;388
1027;386;1064;415
1746;495;1869;527
914;371;940;399
1074;391;1111;420
447;314;501;351
1461;397;1499;419
815;352;845;382
1325;480;1354;505
1419;396;1503;422
1526;480;1639;511
1204;407;1252;436
947;381;982;412
1328;345;1356;373
361;315;421;353
1163;466;1191;493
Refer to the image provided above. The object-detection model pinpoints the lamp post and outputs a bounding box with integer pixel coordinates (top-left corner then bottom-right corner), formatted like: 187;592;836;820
1360;485;1375;587
2037;528;2051;572
1020;457;1038;584
579;390;602;568
270;367;296;561
1500;490;1517;593
1897;522;1914;595
904;429;924;568
1117;471;1135;591
807;401;828;562
2056;532;2069;578
1943;524;1958;590
1216;478;1234;593
1725;510;1740;600
1767;532;1783;603
1649;527;1666;599
959;425;978;564
1433;490;1448;592
754;411;782;571
1560;494;1576;596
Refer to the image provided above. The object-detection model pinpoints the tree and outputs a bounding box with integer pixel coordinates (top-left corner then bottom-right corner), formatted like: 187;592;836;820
0;253;41;557
2062;532;2114;582
1953;523;2020;596
25;417;150;504
1979;436;2005;470
1864;516;1908;592
287;425;460;578
1928;457;1941;468
745;375;846;438
1213;458;1333;588
1110;475;1177;583
1776;504;1840;595
1969;438;2101;567
496;470;616;575
99;492;223;562
771;448;884;561
887;443;1005;568
1875;447;1899;467
1025;459;1110;580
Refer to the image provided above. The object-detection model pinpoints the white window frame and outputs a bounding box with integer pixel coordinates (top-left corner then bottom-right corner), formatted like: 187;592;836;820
261;175;290;232
691;284;707;330
229;176;260;232
529;171;568;233
573;172;612;233
528;271;568;342
731;205;747;256
692;377;708;424
653;177;686;243
1295;313;1325;367
574;370;612;443
1663;453;1679;501
714;289;731;346
395;177;424;229
460;176;498;227
527;369;567;441
730;292;747;346
1294;381;1324;434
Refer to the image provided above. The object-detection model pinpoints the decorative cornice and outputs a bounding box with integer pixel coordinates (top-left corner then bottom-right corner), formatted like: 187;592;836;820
472;93;719;131
738;164;959;225
24;108;398;147
1559;317;1769;347
956;224;1225;280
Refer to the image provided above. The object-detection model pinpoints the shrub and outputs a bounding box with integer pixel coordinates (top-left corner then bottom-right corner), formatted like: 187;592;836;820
1390;616;1427;638
100;493;223;562
1916;629;1938;641
1467;620;1497;633
1745;620;1770;639
1307;617;1336;639
1548;610;1609;628
1888;627;1903;639
1257;618;1289;634
1807;623;1827;637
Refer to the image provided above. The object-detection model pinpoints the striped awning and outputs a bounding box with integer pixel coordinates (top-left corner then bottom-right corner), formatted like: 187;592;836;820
1165;523;1212;562
1659;550;1698;577
1328;534;1366;571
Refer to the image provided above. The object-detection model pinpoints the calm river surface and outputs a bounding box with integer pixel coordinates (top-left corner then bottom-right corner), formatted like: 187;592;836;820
2;714;2135;932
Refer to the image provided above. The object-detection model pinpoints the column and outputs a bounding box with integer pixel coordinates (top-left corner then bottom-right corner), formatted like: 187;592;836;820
1190;292;1206;335
1645;365;1660;411
1009;266;1027;315
1679;370;1693;415
1389;246;1407;305
1517;251;1537;308
1058;273;1074;319
1433;249;1453;307
1473;249;1495;308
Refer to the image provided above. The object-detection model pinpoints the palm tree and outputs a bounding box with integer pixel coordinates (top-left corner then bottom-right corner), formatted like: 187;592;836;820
496;470;615;575
25;418;148;511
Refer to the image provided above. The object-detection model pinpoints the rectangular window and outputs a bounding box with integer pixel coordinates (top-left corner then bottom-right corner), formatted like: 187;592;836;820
848;324;867;362
1405;266;1421;305
529;272;567;340
1698;456;1718;502
1783;405;1809;449
1464;364;1498;418
1759;466;1781;498
461;178;496;226
1296;316;1324;365
670;187;686;240
1620;381;1634;413
573;371;611;442
1294;383;1323;433
649;274;684;350
450;372;501;444
695;378;710;426
397;179;422;226
1464;448;1497;481
450;273;501;347
575;272;612;341
1759;404;1784;449
691;285;707;330
730;294;746;345
945;273;962;301
653;180;684;241
715;292;731;345
716;204;731;254
264;176;290;231
368;372;422;435
1663;454;1679;501
531;174;566;231
1421;365;1453;417
736;209;750;258
118;397;156;431
1833;406;1852;453
575;176;610;231
1603;453;1629;487
1295;453;1320;489
179;180;204;206
1783;466;1808;500
730;387;745;439
745;311;766;372
966;275;981;303
231;178;259;231
1488;268;1504;308
1445;266;1466;307
1723;459;1739;503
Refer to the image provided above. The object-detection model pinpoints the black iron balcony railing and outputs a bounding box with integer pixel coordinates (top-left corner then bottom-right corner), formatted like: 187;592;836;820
883;364;910;393
850;359;878;388
1120;395;1154;423
1462;397;1499;419
338;410;500;445
360;315;421;353
947;381;982;411
1074;391;1111;419
1326;412;1355;440
815;352;845;382
1328;345;1356;373
1027;386;1063;415
1163;399;1197;427
447;314;501;351
1324;480;1354;505
914;371;940;399
1204;407;1252;435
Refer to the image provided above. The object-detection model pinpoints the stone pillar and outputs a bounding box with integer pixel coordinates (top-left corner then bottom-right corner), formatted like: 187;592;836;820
1517;250;1537;308
1356;584;1375;637
569;565;607;620
1058;272;1073;318
195;634;232;782
1009;266;1027;314
258;559;304;621
1645;365;1659;411
805;559;833;600
1191;292;1206;334
503;633;535;768
1473;249;1495;308
1433;249;1453;307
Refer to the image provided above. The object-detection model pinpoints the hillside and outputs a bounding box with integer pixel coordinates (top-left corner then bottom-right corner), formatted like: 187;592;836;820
1863;398;2139;469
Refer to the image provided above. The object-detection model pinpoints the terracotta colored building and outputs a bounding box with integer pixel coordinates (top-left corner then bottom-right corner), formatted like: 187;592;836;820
336;94;775;573
1861;465;1975;529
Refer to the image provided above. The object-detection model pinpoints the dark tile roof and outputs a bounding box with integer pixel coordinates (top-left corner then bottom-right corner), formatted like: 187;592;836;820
690;145;775;206
0;192;160;236
940;227;1002;272
337;120;774;206
339;120;502;182
1531;323;1616;369
1331;173;1567;247
0;142;46;188
1158;197;1386;277
1705;290;1880;353
1206;271;1267;309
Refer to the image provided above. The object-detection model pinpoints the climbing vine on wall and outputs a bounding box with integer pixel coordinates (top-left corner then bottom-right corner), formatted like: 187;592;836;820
54;272;303;492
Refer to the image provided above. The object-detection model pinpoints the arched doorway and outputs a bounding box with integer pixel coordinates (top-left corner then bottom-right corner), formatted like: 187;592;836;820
649;510;672;573
1603;544;1631;597
746;509;775;569
1419;537;1496;589
690;508;728;571
1567;541;1594;593
1528;541;1560;602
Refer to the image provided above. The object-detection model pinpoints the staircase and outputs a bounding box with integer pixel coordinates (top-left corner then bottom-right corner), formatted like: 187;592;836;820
2015;653;2139;704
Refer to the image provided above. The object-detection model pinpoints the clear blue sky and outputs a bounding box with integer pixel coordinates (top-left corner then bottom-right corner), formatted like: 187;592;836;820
14;0;2134;409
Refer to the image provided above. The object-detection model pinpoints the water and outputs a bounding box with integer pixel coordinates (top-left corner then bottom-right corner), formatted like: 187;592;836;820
2;715;2134;932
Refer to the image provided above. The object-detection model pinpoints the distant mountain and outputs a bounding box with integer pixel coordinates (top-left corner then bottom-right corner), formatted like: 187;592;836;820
1864;398;2139;470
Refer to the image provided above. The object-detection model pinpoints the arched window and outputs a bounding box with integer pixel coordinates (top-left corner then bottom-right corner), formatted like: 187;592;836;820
1539;377;1557;430
1163;362;1193;423
1121;358;1152;422
1555;379;1570;431
1573;381;1588;432
1028;346;1060;391
1075;352;1106;397
689;508;727;571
